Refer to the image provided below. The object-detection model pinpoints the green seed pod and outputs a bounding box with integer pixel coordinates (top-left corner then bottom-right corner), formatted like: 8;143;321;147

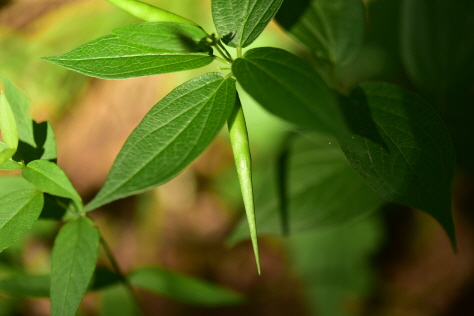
105;0;198;26
228;93;261;275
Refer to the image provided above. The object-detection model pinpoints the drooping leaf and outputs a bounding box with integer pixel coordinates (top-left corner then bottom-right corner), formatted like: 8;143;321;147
212;0;284;48
229;133;384;243
50;217;100;316
276;0;365;66
338;82;456;243
85;73;236;211
22;160;82;208
129;267;244;306
0;190;44;252
233;47;348;136
0;274;50;298
112;22;211;52
42;34;215;79
2;77;57;163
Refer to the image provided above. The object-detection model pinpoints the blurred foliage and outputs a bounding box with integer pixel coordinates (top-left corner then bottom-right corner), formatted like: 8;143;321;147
1;0;474;315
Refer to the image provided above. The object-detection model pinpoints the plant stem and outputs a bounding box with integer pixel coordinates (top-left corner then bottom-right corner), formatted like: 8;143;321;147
214;44;232;63
217;41;233;61
214;55;231;65
99;236;142;310
236;46;242;58
227;93;261;275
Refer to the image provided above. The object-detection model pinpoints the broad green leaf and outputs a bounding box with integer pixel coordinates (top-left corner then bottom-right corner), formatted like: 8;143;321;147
50;217;100;316
0;274;50;298
232;47;348;136
0;93;18;152
0;176;35;198
129;267;244;306
2;77;57;163
85;73;236;211
338;82;456;243
276;0;365;66
212;0;284;48
0;157;23;171
112;22;210;52
0;190;44;252
22;160;82;208
229;133;384;243
100;284;142;316
42;34;215;79
288;215;382;316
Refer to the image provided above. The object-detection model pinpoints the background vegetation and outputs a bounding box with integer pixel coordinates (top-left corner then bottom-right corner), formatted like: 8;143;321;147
0;0;473;315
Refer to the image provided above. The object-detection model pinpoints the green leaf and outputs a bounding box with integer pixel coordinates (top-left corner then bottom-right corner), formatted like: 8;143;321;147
2;77;57;163
112;22;211;52
229;133;384;243
212;0;284;48
0;190;44;252
22;160;82;208
232;47;348;136
338;82;456;243
129;267;244;306
42;34;215;79
0;142;16;165
0;92;18;152
50;217;100;316
0;176;35;198
0;274;50;298
85;73;236;211
227;94;260;274
276;0;365;66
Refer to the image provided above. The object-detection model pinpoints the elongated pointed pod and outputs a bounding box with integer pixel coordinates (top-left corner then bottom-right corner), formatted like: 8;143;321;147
227;93;260;275
105;0;198;25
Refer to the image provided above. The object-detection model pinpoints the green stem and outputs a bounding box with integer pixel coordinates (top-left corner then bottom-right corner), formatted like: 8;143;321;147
214;44;232;63
214;55;231;65
217;41;233;61
227;93;261;275
100;236;142;310
236;46;243;58
105;0;198;25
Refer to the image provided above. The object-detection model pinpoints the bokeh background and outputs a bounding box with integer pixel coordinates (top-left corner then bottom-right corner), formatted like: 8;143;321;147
1;0;474;315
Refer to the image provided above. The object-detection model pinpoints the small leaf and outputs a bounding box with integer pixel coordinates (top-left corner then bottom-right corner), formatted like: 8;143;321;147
50;217;100;316
0;190;44;252
0;274;50;298
129;267;244;306
22;160;82;208
276;0;365;66
2;77;57;163
0;92;18;151
227;94;260;274
85;73;236;211
42;34;215;79
233;47;348;136
338;82;456;243
212;0;284;48
112;22;210;52
0;142;16;165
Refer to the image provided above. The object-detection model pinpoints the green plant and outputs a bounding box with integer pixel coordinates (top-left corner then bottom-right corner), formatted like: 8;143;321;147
1;0;469;315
